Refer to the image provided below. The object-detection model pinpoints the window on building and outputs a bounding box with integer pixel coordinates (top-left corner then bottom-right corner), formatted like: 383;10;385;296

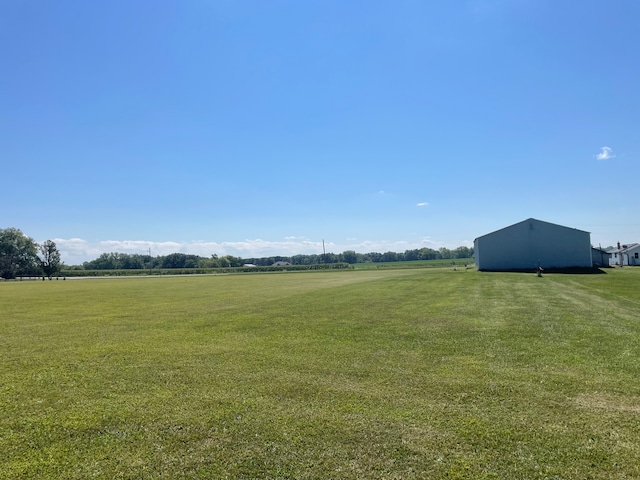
635;252;639;259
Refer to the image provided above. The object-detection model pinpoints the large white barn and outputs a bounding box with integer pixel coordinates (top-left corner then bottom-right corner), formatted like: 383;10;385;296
474;218;592;271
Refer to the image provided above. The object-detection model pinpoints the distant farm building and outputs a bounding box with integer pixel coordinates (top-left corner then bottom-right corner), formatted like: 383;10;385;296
272;261;291;267
591;247;611;268
609;243;640;266
474;218;592;271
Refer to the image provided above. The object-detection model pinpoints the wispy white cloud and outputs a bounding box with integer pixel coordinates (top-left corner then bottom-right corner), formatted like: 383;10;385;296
596;146;615;161
52;238;103;261
416;202;429;207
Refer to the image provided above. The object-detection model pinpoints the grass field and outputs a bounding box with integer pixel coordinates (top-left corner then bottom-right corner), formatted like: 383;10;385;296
352;258;474;270
1;268;639;479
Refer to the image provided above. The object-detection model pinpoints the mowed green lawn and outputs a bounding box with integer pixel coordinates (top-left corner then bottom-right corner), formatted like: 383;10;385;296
1;268;639;479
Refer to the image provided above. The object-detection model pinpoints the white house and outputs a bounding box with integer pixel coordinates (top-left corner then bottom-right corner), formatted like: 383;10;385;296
474;218;592;271
609;243;640;266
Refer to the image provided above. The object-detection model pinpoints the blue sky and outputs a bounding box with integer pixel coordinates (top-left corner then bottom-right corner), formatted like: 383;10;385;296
2;1;638;264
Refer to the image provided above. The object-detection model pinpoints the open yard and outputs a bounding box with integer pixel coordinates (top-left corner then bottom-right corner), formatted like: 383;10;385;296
1;268;639;479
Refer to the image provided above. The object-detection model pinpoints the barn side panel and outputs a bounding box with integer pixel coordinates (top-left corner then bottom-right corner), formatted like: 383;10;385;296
476;219;592;270
529;221;592;268
475;221;533;270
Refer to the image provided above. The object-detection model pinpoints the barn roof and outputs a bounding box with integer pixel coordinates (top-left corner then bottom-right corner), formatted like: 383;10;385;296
474;218;590;242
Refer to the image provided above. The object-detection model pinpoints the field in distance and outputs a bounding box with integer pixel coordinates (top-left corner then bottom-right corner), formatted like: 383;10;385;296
1;268;639;479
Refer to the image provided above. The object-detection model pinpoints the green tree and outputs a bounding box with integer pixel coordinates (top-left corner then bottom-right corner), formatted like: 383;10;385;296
418;248;438;260
453;246;473;259
162;253;189;268
0;228;39;279
323;253;339;263
184;257;198;268
368;252;383;262
199;254;220;268
39;240;62;279
120;254;144;269
341;250;357;264
84;252;119;270
225;256;244;267
404;249;420;261
381;251;398;262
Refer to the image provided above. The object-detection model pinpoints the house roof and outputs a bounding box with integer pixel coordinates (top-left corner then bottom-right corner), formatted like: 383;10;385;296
609;243;640;254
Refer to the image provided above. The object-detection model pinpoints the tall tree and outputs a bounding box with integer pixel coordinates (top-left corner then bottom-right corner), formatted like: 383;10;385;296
161;253;189;268
0;228;39;279
418;248;438;260
341;250;357;264
404;249;420;261
453;246;473;259
381;251;398;262
39;240;62;279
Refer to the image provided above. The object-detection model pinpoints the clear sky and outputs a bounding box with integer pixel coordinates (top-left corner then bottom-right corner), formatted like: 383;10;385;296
2;1;638;264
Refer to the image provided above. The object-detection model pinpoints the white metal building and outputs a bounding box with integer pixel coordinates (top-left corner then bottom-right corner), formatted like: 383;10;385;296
591;247;611;267
474;218;592;271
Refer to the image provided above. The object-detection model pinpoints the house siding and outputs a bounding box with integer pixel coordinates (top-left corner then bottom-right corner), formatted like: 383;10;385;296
474;218;592;271
610;244;640;266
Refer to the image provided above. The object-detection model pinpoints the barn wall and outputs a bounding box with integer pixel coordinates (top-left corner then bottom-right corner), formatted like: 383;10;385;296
591;249;611;267
475;219;592;271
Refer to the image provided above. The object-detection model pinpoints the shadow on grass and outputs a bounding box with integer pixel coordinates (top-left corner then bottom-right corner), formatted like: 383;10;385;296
541;267;609;274
480;267;609;275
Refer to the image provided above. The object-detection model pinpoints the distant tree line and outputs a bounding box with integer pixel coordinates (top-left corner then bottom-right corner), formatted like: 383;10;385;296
1;226;473;276
244;246;474;266
79;252;246;270
77;246;474;270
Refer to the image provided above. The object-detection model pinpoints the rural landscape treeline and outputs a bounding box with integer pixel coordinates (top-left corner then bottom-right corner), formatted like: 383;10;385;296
0;227;473;278
81;245;474;270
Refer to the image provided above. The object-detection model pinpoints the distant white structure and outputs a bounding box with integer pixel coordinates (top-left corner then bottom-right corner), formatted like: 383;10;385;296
474;218;592;271
609;243;640;266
